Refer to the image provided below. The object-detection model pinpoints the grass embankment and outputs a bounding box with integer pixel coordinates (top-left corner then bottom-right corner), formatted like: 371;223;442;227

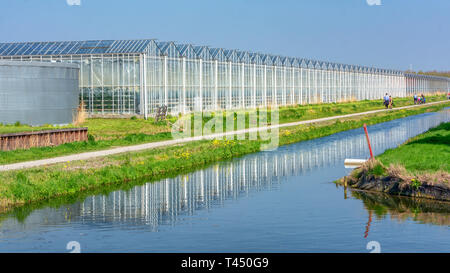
0;95;447;165
377;122;450;174
339;122;450;201
0;102;448;212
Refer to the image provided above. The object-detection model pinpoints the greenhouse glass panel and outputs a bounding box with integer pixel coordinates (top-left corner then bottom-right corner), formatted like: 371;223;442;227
0;39;448;117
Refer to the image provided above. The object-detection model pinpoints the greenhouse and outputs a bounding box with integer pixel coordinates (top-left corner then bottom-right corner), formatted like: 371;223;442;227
0;39;448;117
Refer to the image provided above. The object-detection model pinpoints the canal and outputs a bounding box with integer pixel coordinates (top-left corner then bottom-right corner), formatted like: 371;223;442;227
0;109;449;252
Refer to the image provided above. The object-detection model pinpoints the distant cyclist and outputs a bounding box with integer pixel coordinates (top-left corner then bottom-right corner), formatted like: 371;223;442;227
413;94;418;104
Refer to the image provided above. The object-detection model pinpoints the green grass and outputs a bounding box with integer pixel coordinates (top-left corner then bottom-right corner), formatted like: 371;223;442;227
274;95;446;124
0;116;172;137
192;95;447;128
0;117;173;165
0;122;76;134
0;132;173;165
0;102;448;211
378;122;450;173
367;161;387;176
82;117;172;140
0;95;448;165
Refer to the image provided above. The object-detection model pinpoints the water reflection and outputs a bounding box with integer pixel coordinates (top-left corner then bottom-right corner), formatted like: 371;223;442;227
353;191;450;227
1;109;448;235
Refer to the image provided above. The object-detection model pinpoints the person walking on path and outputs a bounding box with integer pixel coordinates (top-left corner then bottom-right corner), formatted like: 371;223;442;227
383;93;390;108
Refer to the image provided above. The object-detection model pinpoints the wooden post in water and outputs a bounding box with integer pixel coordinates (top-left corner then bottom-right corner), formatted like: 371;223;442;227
343;177;348;199
363;124;374;159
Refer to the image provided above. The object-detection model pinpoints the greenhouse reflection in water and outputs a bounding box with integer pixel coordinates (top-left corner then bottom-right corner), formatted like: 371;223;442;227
0;110;449;252
33;110;448;230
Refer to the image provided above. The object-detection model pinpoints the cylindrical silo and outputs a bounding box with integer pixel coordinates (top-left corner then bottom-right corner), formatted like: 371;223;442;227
0;60;80;126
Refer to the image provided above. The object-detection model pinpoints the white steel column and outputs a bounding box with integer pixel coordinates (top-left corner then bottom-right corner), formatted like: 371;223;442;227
263;64;267;107
340;69;343;102
299;67;303;104
90;55;93;113
291;68;294;105
228;61;232;109
324;69;328;102
142;54;148;119
241;62;245;109
163;55;168;106
214;60;218;109
417;76;423;94
307;68;311;103
282;66;286;105
314;69;318;103
332;69;336;102
364;72;372;99
421;77;424;94
182;57;186;114
274;65;277;105
366;73;369;100
139;54;145;117
360;71;363;100
327;69;331;103
336;69;339;102
358;71;366;100
253;63;256;108
110;55;113;113
320;69;324;103
357;72;361;100
342;69;345;101
324;69;327;102
101;55;104;114
199;58;203;111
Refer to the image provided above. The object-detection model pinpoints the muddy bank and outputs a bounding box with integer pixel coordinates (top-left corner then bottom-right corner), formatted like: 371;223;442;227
337;167;450;202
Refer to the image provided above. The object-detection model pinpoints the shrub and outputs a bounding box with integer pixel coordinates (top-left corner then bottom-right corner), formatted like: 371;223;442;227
88;134;96;142
411;178;421;190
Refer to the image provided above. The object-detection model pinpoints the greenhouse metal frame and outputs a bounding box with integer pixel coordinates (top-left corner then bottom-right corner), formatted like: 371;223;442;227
0;39;448;118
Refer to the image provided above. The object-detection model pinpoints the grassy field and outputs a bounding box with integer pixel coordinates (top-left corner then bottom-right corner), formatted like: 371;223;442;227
0;95;448;165
82;118;171;140
0;103;448;211
0;118;172;165
0;122;76;134
378;122;450;174
0;116;171;136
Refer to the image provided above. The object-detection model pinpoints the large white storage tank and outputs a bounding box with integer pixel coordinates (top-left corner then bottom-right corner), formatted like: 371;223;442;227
0;60;80;125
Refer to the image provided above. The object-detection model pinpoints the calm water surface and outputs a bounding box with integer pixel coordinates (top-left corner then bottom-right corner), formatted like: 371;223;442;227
0;109;449;252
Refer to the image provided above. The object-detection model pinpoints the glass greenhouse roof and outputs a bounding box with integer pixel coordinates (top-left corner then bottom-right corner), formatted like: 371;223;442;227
0;39;155;56
1;39;444;77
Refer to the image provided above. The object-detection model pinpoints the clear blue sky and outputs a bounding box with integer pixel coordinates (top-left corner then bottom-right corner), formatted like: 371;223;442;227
1;0;449;71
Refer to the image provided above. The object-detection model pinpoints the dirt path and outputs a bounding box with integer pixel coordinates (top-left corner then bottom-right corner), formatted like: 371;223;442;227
0;101;447;172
